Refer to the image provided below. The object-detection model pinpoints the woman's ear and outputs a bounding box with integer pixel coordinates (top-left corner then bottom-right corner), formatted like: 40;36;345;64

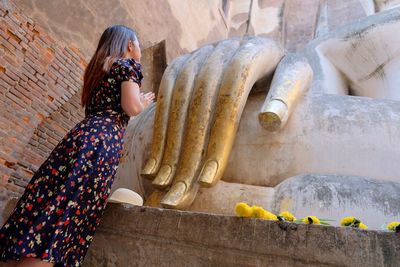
128;40;133;52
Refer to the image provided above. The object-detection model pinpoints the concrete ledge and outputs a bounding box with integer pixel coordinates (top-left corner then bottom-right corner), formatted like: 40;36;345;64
84;203;400;267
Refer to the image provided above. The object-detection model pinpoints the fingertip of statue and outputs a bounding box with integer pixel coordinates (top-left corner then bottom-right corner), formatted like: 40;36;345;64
160;182;187;209
141;158;157;178
258;112;282;131
198;160;218;187
152;165;173;189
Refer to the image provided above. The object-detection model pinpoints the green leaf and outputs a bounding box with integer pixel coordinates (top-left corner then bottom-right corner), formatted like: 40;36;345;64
320;221;331;226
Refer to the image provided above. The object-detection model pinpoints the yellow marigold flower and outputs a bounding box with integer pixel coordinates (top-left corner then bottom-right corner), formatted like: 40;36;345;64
302;216;320;224
235;202;253;218
263;210;278;221
251;205;263;218
340;216;356;226
279;211;296;222
387;221;400;232
252;206;278;221
340;217;367;228
359;223;368;229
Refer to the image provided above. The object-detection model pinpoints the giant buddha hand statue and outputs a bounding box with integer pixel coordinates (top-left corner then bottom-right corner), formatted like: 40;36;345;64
139;36;312;209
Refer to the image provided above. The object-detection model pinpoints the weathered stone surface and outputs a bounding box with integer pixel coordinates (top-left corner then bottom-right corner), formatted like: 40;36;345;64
282;0;320;52
271;174;400;229
316;0;368;37
139;41;167;96
84;204;400;267
0;196;18;226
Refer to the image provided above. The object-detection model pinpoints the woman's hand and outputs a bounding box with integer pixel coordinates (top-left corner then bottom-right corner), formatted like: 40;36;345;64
140;92;155;108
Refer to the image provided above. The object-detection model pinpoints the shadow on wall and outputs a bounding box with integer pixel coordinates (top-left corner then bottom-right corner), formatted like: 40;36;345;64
14;0;187;62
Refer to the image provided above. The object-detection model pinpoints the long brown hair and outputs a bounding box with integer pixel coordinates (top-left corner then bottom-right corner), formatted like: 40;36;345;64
81;25;138;108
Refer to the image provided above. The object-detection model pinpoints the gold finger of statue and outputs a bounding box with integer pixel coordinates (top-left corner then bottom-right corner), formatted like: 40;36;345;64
141;54;190;178
259;53;313;131
159;38;242;208
151;44;215;188
197;37;284;188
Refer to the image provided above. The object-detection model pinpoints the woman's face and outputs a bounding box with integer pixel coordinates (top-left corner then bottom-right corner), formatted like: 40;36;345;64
127;39;141;62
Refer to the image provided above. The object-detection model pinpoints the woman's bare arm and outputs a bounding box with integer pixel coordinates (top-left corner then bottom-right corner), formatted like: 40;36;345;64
121;81;154;116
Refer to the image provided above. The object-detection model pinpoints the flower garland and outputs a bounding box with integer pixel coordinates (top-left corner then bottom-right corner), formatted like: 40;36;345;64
234;202;399;232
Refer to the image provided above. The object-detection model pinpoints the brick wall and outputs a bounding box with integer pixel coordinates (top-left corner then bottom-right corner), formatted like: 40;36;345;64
0;0;87;210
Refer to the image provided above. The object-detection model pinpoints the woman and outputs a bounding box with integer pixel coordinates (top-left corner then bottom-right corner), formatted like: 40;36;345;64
0;25;154;267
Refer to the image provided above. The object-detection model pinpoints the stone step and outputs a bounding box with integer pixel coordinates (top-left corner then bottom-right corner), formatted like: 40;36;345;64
84;203;400;267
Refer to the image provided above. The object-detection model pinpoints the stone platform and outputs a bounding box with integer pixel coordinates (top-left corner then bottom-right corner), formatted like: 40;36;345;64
84;203;400;267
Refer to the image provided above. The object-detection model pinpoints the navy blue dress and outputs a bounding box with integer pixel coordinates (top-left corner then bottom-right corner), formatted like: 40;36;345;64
0;58;143;266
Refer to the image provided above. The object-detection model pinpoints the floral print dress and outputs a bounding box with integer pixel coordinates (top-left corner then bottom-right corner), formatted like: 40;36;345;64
0;58;143;267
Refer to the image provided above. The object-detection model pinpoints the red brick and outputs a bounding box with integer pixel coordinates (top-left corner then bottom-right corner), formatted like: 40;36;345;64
0;79;10;92
11;9;28;25
6;28;22;42
8;88;32;105
32;37;48;52
35;72;48;84
6;90;27;107
7;136;26;150
49;63;60;72
36;80;47;91
25;43;40;58
32;24;46;36
15;84;36;101
27;79;46;98
0;27;8;40
8;67;28;82
3;54;21;68
9;12;24;26
54;56;70;74
46;70;57;82
6;37;21;51
4;67;19;81
19;41;29;53
26;21;34;30
3;15;21;31
39;34;56;46
25;56;46;75
21;66;38;82
0;165;14;176
56;77;68;89
1;39;15;53
0;71;16;86
21;62;35;75
25;31;34;42
35;112;45;121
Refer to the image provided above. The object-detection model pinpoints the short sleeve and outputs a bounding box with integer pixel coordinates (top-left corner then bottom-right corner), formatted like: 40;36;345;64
115;59;143;86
